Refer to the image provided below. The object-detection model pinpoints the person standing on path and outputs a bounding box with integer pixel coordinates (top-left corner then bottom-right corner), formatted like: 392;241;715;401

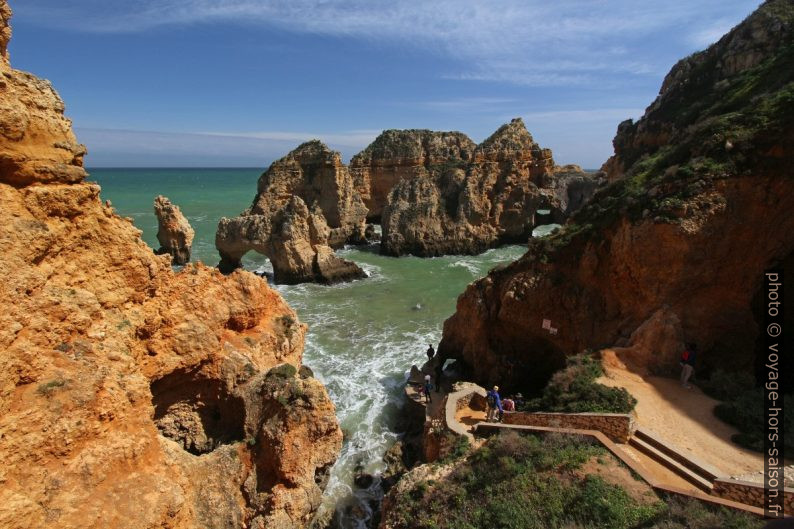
680;343;696;389
426;344;435;363
486;386;503;422
423;374;433;403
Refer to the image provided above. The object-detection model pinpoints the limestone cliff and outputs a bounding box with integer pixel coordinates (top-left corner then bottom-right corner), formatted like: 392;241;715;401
154;195;194;265
439;0;794;390
216;140;367;284
349;129;477;221
379;119;596;257
0;3;342;527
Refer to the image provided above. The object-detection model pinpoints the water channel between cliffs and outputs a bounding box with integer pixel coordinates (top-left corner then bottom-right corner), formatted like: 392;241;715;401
93;168;528;528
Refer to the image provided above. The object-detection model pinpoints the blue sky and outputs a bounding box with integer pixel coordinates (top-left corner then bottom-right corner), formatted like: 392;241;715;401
10;0;761;168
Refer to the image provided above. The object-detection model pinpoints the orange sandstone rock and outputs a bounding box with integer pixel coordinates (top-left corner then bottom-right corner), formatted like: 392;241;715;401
0;2;342;527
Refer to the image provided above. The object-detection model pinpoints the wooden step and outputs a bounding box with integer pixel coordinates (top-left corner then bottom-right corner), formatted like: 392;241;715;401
629;436;714;493
634;428;722;482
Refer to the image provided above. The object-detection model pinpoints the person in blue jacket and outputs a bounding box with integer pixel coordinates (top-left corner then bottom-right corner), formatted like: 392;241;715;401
423;374;433;403
486;385;503;421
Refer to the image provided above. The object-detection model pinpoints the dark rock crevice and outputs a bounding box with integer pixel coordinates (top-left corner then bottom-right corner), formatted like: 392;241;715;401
150;368;246;455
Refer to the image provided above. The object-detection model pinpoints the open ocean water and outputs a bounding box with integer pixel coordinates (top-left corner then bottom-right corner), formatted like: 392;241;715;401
91;167;528;528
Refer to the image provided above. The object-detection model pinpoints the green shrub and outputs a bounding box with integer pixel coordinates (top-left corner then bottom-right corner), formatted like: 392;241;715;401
521;354;637;414
697;369;793;454
697;369;755;401
36;379;66;396
267;363;297;379
440;435;470;463
646;494;764;529
387;431;764;529
387;431;658;529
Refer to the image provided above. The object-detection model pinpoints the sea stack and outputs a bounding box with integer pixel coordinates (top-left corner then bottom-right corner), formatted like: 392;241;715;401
349;129;477;221
0;1;342;526
216;140;367;284
154;195;194;265
378;118;597;257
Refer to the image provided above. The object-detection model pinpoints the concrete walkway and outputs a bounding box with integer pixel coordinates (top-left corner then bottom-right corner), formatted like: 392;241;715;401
598;349;765;477
404;358;450;423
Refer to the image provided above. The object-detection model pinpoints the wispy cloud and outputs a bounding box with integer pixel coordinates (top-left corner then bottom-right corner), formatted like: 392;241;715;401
520;108;645;124
16;0;760;86
75;127;379;167
203;129;380;148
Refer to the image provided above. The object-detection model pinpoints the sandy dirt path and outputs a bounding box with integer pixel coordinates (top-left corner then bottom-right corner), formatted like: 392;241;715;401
598;350;764;477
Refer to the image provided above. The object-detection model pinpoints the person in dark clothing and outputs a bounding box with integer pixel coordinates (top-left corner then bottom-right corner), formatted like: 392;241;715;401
426;344;435;362
514;393;524;409
434;362;443;392
423;374;432;403
680;343;697;388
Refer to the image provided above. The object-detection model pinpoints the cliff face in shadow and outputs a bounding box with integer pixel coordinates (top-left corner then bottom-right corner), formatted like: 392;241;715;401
439;0;794;391
0;3;342;527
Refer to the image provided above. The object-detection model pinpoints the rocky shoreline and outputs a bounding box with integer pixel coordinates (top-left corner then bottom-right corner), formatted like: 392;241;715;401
216;119;602;283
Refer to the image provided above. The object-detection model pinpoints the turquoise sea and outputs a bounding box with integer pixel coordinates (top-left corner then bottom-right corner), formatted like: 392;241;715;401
91;168;528;528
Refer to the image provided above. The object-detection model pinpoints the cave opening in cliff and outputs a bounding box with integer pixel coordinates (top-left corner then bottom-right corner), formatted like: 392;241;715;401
150;369;246;455
484;328;568;397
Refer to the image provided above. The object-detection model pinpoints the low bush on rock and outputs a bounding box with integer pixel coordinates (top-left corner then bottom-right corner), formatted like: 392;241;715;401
700;370;794;454
521;354;636;414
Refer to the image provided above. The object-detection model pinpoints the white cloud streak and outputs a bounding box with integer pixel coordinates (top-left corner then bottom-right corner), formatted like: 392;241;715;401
75;127;379;166
16;0;761;86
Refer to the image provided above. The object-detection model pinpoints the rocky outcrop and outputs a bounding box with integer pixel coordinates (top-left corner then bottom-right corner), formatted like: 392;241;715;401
0;3;342;527
0;0;10;61
154;195;194;265
217;194;366;284
216;141;367;284
439;0;794;391
550;165;605;216
379;119;592;257
0;1;86;188
602;0;794;181
349;130;477;221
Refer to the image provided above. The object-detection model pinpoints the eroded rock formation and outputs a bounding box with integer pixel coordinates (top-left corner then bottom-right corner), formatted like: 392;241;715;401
0;3;85;187
216;140;366;284
379;119;596;257
349;129;477;221
0;3;342;527
439;0;794;390
154;195;194;265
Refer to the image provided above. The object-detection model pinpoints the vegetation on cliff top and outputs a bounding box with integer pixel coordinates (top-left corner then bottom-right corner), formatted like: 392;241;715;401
386;431;761;529
521;353;637;414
